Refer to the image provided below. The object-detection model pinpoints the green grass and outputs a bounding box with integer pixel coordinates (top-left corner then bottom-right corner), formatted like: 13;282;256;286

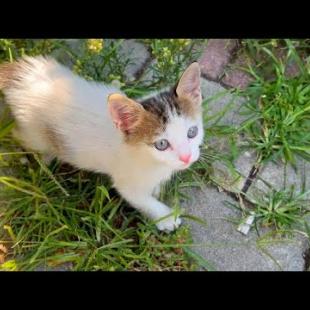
237;43;310;165
139;39;206;87
0;127;203;271
226;187;310;231
229;39;310;232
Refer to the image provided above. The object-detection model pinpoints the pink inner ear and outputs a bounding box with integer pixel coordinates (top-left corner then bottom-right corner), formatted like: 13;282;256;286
182;80;201;101
191;86;201;99
177;66;201;100
110;103;139;132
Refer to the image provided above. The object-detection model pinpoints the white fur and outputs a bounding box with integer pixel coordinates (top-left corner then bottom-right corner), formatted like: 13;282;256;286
146;112;203;170
3;56;203;232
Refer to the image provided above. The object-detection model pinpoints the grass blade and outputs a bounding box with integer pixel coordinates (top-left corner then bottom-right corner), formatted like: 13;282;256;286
183;247;216;271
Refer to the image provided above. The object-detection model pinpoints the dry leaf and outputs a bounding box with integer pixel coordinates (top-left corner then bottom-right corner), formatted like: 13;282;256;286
0;254;5;264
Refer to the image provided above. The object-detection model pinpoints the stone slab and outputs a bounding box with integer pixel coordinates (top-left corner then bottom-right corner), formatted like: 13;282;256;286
182;186;308;271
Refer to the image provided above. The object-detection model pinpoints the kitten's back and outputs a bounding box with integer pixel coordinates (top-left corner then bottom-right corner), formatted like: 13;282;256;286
0;56;122;163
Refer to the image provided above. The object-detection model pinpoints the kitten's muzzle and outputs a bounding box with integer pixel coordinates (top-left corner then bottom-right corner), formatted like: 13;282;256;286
179;153;191;164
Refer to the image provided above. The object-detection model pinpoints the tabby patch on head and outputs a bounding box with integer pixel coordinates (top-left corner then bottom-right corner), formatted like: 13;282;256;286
108;62;202;145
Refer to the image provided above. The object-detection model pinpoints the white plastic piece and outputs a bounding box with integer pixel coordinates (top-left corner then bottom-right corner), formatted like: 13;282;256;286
237;212;255;235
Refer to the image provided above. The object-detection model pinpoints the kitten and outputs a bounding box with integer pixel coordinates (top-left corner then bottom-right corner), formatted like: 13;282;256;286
0;56;204;232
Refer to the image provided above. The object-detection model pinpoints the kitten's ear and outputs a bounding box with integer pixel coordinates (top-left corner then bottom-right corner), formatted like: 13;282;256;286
108;94;144;133
176;62;202;105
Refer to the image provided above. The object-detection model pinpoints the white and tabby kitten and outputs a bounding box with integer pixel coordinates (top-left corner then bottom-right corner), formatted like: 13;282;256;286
0;56;204;232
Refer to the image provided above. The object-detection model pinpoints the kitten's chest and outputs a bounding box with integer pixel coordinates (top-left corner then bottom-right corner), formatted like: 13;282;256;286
113;161;173;191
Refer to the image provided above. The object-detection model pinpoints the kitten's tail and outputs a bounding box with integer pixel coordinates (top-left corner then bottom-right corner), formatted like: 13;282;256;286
0;61;18;89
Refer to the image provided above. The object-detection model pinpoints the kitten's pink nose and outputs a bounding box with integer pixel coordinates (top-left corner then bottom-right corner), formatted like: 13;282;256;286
179;154;191;164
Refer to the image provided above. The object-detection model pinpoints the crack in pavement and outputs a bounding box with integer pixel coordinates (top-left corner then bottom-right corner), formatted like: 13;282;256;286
133;45;154;81
241;163;261;195
303;246;310;271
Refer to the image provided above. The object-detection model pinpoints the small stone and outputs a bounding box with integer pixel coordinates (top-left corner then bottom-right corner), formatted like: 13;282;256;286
201;79;254;193
118;39;151;82
137;59;157;85
274;48;302;79
201;79;246;126
221;52;254;90
191;40;209;59
210;150;257;193
51;39;84;69
285;60;301;78
198;39;239;81
247;158;310;200
222;69;254;90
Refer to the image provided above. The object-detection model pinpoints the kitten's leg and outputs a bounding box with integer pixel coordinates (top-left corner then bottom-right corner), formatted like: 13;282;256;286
13;126;57;165
117;186;181;232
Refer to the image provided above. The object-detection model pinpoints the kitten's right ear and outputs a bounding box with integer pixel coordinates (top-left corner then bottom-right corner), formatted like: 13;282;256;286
108;94;144;133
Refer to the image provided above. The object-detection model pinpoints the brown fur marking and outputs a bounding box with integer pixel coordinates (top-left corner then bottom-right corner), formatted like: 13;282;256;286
109;94;165;145
124;89;201;145
125;110;163;145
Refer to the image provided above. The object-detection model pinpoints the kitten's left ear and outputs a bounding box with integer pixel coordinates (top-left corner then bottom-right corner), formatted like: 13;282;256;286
108;93;145;134
176;62;202;105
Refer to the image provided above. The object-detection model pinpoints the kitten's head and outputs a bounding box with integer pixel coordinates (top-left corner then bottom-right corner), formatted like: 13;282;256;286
108;62;203;170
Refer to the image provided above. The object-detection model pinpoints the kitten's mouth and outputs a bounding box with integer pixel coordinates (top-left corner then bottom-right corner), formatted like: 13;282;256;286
180;156;200;169
178;161;192;170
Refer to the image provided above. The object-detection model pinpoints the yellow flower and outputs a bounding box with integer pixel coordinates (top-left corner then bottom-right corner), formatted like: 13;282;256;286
87;39;104;53
178;39;191;47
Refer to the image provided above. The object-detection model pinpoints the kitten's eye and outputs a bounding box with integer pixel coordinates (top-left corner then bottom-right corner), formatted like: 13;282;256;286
187;126;198;139
154;139;170;151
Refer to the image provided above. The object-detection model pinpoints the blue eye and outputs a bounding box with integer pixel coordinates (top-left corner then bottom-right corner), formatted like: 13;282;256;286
154;139;170;151
187;126;198;139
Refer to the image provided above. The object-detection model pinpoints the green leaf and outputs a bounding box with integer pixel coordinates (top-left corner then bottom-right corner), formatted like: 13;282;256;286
0;176;47;200
304;221;310;240
182;214;208;228
97;185;111;201
0;120;15;140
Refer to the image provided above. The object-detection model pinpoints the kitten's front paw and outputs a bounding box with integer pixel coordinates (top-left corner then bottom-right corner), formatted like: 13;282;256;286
156;215;182;232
